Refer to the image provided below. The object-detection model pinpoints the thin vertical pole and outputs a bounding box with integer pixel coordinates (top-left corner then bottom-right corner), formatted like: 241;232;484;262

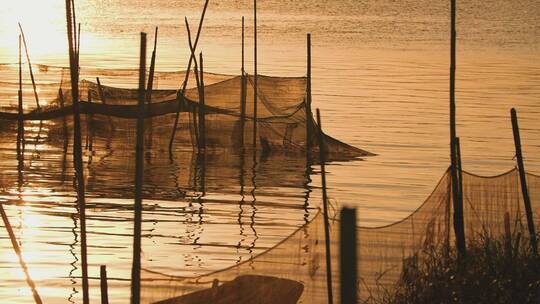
18;35;24;157
456;137;464;203
65;1;89;302
306;33;312;151
340;207;357;304
0;204;43;304
131;32;146;304
316;109;334;304
511;108;538;256
449;0;466;259
252;0;258;151
18;23;40;111
146;27;158;150
100;265;109;304
240;16;246;147
168;0;210;154
199;53;206;152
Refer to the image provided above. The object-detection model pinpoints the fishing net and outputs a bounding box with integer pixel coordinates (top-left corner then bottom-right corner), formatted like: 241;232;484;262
138;169;539;304
0;63;372;161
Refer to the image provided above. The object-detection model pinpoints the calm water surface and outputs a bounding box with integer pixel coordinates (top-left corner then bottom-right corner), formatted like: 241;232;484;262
0;0;539;302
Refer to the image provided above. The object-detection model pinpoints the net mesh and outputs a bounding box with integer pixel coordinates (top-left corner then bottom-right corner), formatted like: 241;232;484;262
0;63;372;160
138;169;539;304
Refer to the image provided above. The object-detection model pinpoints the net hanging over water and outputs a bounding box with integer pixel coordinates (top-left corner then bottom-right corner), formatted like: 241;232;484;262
139;168;539;304
0;63;373;161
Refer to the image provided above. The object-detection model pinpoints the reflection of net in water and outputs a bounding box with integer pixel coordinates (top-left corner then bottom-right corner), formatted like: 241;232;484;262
0;63;373;160
140;169;539;303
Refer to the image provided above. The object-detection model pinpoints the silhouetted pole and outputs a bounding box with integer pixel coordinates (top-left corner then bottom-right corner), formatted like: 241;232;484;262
17;35;25;158
65;0;90;302
18;23;40;111
146;27;158;150
240;16;246;147
100;265;109;304
0;204;43;304
252;0;258;151
168;0;210;155
199;53;206;152
449;0;466;259
306;33;312;152
340;207;357;304
131;32;146;304
316;109;334;304
510;108;538;256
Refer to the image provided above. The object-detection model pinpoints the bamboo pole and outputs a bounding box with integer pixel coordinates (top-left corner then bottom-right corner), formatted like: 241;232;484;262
252;0;258;151
340;207;357;304
510;108;538;256
100;265;109;304
0;204;43;304
65;0;89;302
17;35;24;158
316;109;334;304
18;23;40;111
449;0;466;259
168;0;210;154
185;18;202;152
131;32;146;304
146;27;158;150
240;16;246;148
306;33;312;152
199;53;206;151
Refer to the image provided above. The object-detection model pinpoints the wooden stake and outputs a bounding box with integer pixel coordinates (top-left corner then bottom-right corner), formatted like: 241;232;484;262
340;207;357;304
253;0;258;151
146;27;158;150
240;16;246;148
17;35;24;158
199;52;206;152
185;18;202;152
18;23;40;111
65;0;89;302
100;265;109;304
0;204;43;304
131;32;146;304
316;109;334;304
168;0;210;154
306;33;312;152
449;0;466;259
511;108;538;256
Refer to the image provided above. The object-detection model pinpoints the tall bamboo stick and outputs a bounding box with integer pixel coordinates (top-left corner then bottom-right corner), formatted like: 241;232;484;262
306;33;312;152
168;0;210;154
131;32;147;304
511;108;538;256
64;0;89;302
199;53;206;152
18;23;40;111
252;0;258;151
17;35;24;158
449;0;466;259
146;27;158;150
0;204;43;304
316;109;334;304
185;18;203;152
240;16;246;148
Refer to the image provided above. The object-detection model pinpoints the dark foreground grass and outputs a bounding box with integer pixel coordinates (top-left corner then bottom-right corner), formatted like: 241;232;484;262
385;233;540;304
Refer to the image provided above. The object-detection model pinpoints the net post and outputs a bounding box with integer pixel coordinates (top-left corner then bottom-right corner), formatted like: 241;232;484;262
252;0;258;152
306;33;312;153
18;23;40;112
340;207;357;304
17;35;25;160
65;0;90;302
100;265;109;304
316;108;334;304
240;16;246;148
146;27;158;150
168;0;210;154
510;108;538;256
131;31;147;304
448;0;466;260
199;52;206;152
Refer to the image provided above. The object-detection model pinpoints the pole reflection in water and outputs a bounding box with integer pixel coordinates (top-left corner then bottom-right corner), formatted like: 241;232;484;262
0;113;323;302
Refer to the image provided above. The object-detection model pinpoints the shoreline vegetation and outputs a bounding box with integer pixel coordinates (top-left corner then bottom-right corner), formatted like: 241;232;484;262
385;232;540;304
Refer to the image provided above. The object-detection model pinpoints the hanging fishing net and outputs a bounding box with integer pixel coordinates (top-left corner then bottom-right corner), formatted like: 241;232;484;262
0;63;373;161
